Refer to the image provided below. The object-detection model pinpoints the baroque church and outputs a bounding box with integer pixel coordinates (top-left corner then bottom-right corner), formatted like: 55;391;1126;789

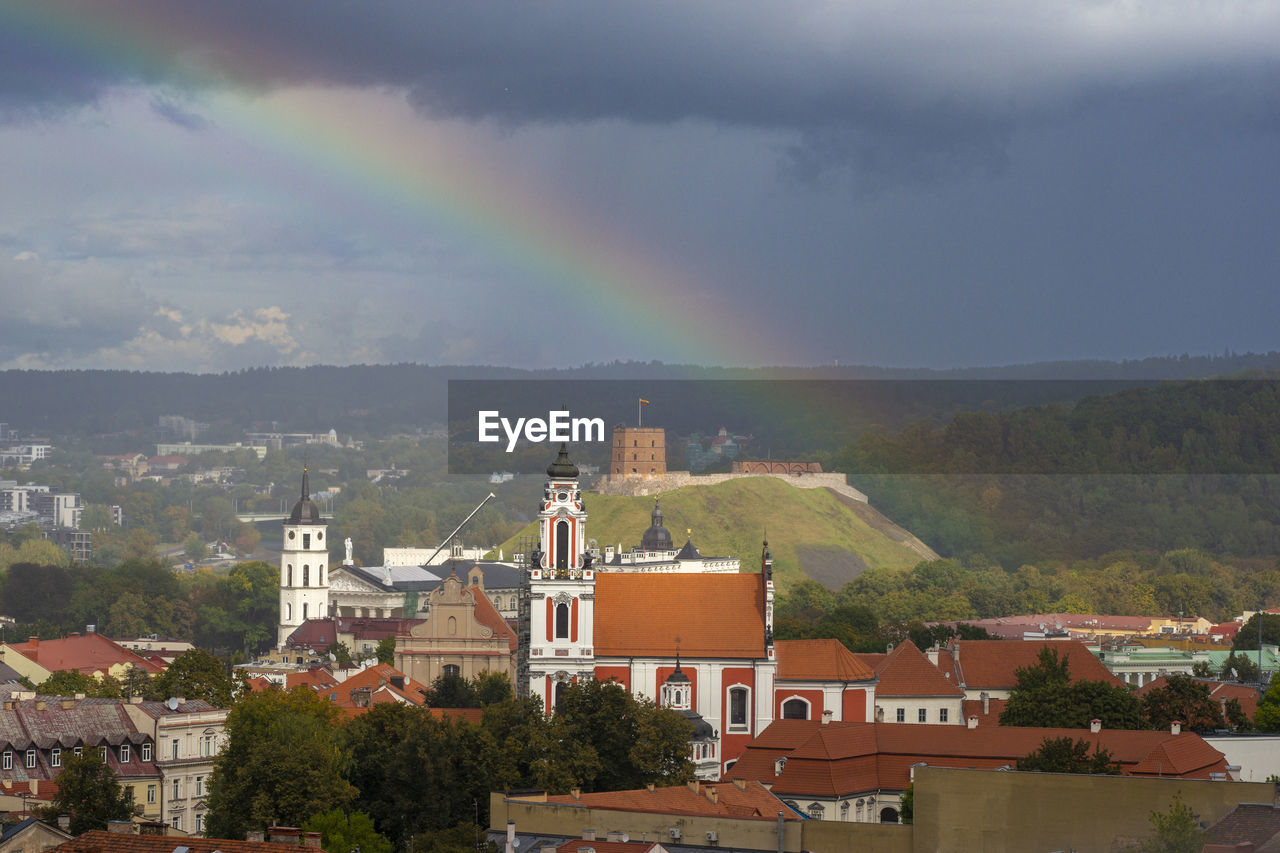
277;450;880;779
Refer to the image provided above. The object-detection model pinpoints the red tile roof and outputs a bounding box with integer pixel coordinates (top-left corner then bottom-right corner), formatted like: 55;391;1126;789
538;780;799;822
593;574;764;658
323;664;431;712
49;829;297;851
961;697;1008;727
10;634;164;676
1136;676;1260;720
934;640;1122;689
855;641;963;697
775;639;875;682
729;720;1228;797
1204;803;1280;848
469;582;517;651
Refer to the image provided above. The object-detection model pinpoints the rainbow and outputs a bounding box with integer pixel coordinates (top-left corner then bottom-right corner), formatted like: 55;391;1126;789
5;1;807;368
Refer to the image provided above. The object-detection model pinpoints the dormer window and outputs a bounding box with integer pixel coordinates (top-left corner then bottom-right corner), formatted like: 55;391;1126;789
120;744;130;763
51;748;61;767
24;749;36;768
2;751;11;770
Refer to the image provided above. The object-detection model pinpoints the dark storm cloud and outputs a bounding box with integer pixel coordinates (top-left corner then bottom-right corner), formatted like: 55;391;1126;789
149;96;212;131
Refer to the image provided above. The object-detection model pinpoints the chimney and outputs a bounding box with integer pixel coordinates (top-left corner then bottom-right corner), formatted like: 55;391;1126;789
1171;721;1182;736
646;782;655;792
926;645;940;666
268;827;302;845
1090;719;1102;734
966;716;979;729
582;829;596;841
247;830;265;842
34;700;45;711
821;710;833;726
302;831;323;848
570;787;581;800
980;692;990;715
733;778;747;790
705;786;718;805
60;698;74;710
57;814;70;831
107;820;134;834
506;821;515;853
687;780;700;795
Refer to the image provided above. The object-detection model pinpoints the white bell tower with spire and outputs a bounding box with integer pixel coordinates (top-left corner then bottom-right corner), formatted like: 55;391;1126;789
278;466;331;647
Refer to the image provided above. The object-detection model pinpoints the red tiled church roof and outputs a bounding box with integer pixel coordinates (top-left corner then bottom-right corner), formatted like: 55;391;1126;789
594;574;765;658
729;720;1228;798
934;640;1122;689
775;639;875;682
854;641;963;697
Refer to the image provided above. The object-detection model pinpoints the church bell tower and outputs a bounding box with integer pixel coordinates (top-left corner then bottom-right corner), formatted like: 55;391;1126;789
278;467;331;647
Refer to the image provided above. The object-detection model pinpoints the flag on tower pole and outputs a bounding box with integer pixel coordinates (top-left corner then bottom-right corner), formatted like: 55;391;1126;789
638;398;650;427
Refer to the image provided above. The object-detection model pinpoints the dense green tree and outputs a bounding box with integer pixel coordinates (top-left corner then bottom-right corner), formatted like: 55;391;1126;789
375;637;396;665
152;648;237;707
1016;737;1120;774
327;642;354;667
554;679;694;792
183;532;207;563
1253;681;1280;732
36;752;135;834
1141;675;1225;733
1233;614;1280;650
472;671;514;706
1220;651;1261;683
408;823;500;853
423;673;476;708
479;697;600;794
204;688;356;839
301;809;393;853
1000;648;1142;730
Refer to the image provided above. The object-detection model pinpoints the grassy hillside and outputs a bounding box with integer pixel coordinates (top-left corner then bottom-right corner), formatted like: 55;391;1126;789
491;477;932;591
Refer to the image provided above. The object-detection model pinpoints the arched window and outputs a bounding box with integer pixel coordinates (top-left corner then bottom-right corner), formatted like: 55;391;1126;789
443;664;460;678
782;698;810;720
447;616;457;636
555;522;569;572
302;603;308;620
287;565;293;586
728;686;749;729
554;681;568;708
879;807;899;824
302;565;309;586
285;602;292;621
840;801;850;821
555;602;570;639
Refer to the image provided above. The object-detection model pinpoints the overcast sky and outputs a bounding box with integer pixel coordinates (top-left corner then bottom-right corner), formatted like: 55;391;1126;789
1;1;1278;372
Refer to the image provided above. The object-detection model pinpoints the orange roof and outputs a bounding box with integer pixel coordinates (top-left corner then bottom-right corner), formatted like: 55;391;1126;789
594;574;764;658
538;780;798;822
285;667;338;690
326;664;431;709
729;720;1227;797
553;841;665;853
961;696;1008;726
1137;676;1259;720
775;639;875;682
10;634;165;676
469;582;517;651
50;829;296;851
855;641;963;697
934;640;1122;689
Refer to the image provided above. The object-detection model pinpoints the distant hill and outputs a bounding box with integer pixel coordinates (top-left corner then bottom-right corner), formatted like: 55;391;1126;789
491;476;934;591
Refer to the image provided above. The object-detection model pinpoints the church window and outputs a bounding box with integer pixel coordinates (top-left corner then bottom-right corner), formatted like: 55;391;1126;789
782;698;809;720
555;603;570;639
287;565;293;586
807;803;825;819
285;603;292;621
555;522;569;572
856;801;864;821
320;565;325;584
317;531;323;540
554;681;568;708
303;603;308;620
729;686;749;729
447;616;457;635
303;565;310;586
674;689;682;706
840;801;850;821
443;664;460;678
303;533;310;549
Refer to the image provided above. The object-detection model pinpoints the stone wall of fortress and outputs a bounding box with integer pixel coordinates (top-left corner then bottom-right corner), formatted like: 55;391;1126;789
594;469;867;502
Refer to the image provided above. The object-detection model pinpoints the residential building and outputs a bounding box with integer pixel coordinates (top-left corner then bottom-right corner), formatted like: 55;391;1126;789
852;640;965;725
0;816;72;852
7;634;165;684
0;695;162;822
122;699;227;836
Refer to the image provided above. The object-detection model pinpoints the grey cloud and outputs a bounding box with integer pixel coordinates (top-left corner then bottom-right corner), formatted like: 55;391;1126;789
149;96;212;131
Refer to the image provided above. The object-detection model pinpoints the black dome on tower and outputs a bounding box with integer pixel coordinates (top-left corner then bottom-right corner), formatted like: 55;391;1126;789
545;444;579;479
287;467;324;524
641;499;673;550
